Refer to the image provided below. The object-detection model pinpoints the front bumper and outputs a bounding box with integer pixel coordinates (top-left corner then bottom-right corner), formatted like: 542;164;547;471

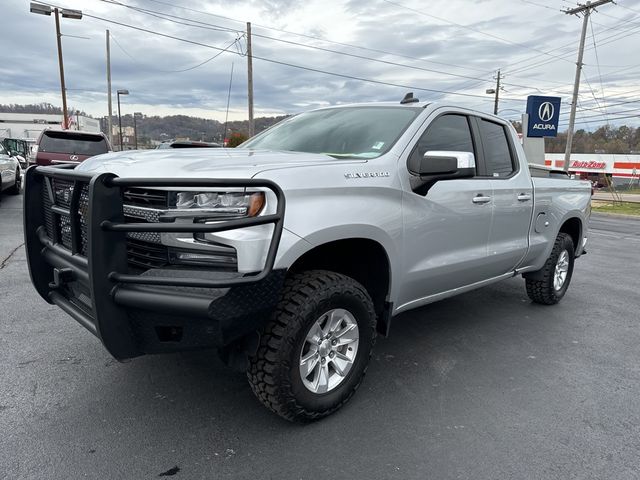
23;165;286;360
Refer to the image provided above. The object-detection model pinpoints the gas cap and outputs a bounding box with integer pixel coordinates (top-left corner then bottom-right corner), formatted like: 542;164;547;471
534;213;549;233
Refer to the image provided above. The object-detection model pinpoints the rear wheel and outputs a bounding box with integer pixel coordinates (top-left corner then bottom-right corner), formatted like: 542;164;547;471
247;270;377;422
525;232;575;305
7;169;21;195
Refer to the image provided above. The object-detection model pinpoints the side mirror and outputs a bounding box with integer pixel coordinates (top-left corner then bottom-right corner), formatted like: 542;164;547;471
418;151;475;178
409;151;476;195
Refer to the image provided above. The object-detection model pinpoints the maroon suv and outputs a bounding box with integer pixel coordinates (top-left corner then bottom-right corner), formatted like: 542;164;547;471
36;130;111;166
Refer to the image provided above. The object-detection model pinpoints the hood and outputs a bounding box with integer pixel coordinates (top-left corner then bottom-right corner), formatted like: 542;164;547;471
76;148;364;179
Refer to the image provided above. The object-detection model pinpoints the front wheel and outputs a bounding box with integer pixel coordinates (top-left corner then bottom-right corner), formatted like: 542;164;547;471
247;270;377;422
525;232;575;305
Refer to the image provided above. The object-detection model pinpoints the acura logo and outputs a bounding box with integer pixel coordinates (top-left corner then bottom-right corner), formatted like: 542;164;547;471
538;102;555;122
70;154;79;161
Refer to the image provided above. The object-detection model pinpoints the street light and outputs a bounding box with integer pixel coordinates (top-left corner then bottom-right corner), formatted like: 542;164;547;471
117;89;129;151
30;3;82;130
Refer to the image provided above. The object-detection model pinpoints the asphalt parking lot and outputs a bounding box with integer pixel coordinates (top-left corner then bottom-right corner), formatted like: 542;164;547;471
1;192;639;480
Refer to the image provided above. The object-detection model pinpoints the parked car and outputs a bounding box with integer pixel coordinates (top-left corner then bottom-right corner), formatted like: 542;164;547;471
24;98;591;422
35;130;111;166
156;140;223;149
1;138;30;169
0;142;21;199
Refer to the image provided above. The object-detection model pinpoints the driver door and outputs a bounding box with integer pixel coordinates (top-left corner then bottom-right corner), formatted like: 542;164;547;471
398;113;494;309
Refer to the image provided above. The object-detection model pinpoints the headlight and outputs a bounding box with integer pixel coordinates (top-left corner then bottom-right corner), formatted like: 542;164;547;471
170;191;265;217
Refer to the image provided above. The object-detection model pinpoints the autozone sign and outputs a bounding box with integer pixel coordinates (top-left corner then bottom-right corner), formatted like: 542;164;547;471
570;160;606;169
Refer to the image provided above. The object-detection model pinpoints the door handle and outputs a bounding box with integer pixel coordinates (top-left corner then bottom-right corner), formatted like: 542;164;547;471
517;193;532;202
472;194;492;204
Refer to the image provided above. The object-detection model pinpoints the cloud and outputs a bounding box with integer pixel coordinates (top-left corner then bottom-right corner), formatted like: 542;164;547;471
1;0;637;128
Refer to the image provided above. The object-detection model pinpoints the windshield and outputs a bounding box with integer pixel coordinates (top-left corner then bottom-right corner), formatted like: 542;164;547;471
240;106;421;159
39;131;108;156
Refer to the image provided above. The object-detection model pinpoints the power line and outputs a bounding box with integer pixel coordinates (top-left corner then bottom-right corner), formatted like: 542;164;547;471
518;0;561;12
136;0;493;75
100;0;496;85
588;17;609;123
97;1;581;104
618;1;640;15
560;110;640;122
381;0;575;64
502;14;640;77
134;0;630;99
137;0;640;95
78;9;522;101
110;33;242;73
501;21;640;79
561;0;615;171
102;0;242;34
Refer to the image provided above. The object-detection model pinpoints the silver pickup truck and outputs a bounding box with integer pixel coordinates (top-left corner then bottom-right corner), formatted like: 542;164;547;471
24;98;591;422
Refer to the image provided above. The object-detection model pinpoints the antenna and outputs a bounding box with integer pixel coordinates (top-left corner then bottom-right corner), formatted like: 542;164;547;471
400;92;419;104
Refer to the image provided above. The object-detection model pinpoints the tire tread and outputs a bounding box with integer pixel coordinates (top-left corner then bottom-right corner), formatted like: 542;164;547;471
247;270;376;422
525;233;574;305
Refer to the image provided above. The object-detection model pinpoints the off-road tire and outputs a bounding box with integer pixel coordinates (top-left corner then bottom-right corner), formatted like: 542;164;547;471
7;169;21;195
247;270;377;422
525;233;575;305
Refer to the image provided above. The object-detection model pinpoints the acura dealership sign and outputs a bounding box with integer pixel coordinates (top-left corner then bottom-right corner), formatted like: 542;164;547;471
526;96;561;138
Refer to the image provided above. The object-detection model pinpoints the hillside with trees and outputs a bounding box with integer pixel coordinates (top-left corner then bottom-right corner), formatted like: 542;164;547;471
0;103;87;115
112;113;288;145
4;104;639;152
544;126;640;154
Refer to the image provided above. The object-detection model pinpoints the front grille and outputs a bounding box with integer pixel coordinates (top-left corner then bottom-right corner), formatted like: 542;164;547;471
123;188;168;208
41;182;237;273
127;238;169;270
124;205;162;244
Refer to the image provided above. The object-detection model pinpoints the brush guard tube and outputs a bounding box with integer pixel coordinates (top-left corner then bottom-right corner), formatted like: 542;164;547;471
23;164;286;360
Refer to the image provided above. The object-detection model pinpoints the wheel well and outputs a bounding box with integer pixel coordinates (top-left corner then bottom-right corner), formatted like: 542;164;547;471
559;217;582;253
289;238;391;333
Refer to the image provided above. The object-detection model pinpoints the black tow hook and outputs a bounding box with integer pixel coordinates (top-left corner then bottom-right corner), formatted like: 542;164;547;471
49;267;75;289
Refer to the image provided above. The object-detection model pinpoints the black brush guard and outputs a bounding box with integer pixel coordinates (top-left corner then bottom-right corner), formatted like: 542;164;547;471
24;165;286;360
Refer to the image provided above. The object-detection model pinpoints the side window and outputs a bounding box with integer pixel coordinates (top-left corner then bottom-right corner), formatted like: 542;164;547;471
478;119;515;178
409;114;474;174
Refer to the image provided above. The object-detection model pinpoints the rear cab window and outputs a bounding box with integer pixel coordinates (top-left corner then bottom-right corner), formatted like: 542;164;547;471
476;119;516;178
39;131;108;156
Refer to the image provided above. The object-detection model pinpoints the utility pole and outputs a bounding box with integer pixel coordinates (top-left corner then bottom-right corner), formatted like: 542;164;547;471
493;69;501;115
223;62;234;145
563;0;614;171
246;22;254;138
106;30;113;147
54;8;69;129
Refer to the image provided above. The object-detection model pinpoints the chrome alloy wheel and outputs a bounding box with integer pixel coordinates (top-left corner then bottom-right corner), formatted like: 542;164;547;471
299;308;360;394
554;250;570;291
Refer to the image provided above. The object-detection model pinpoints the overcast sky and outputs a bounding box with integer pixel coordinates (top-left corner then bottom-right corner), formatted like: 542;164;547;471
2;0;639;128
